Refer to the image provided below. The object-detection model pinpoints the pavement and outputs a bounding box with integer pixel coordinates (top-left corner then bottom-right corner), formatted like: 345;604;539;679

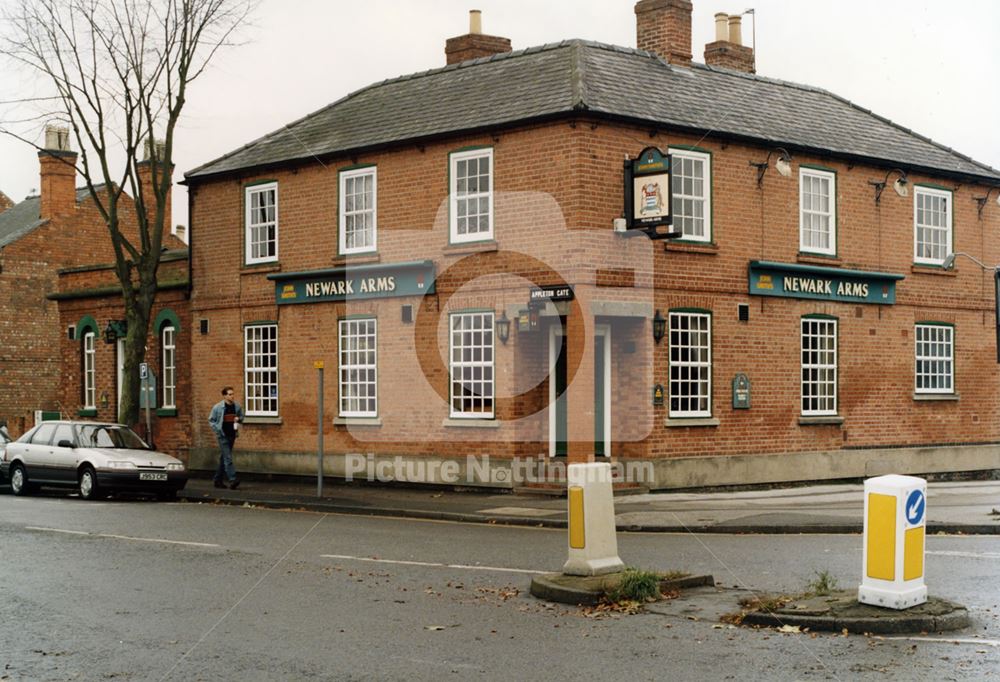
179;475;1000;534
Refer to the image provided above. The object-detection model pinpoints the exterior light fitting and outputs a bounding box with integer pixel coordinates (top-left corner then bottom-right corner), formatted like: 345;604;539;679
749;147;792;187
652;309;667;344
974;187;1000;220
103;320;127;344
869;169;909;205
495;310;510;345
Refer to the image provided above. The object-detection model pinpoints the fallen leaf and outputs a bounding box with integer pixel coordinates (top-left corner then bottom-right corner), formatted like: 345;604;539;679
777;625;801;634
425;626;446;631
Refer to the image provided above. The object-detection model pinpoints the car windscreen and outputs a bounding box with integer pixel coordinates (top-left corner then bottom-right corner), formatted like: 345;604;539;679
77;425;150;450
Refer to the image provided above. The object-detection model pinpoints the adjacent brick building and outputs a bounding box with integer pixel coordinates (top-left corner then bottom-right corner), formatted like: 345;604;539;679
182;2;1000;489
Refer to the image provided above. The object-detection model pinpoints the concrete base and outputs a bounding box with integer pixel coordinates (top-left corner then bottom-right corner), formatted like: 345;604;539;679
562;462;624;576
858;584;928;610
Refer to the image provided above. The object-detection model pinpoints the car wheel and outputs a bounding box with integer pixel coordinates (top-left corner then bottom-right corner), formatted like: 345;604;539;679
10;464;28;496
78;466;100;500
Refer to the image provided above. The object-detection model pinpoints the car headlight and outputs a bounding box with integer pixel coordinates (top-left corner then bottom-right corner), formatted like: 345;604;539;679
166;462;185;471
106;460;137;469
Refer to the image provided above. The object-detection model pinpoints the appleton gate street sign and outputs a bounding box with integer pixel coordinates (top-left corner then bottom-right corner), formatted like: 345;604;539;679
529;285;574;303
268;260;436;305
749;261;904;305
622;147;681;240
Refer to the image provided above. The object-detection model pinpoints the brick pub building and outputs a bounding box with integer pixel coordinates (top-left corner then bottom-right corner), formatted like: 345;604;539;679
182;2;1000;489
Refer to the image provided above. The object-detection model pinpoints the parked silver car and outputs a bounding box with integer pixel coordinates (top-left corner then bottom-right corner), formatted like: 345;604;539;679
0;421;187;500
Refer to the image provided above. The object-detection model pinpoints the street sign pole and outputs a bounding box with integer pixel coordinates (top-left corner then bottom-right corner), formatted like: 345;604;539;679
140;362;151;445
315;361;324;497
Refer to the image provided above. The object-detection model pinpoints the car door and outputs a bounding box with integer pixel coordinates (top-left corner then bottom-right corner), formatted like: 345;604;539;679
22;423;58;482
49;423;79;483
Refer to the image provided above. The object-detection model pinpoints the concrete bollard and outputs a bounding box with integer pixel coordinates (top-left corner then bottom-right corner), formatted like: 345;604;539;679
858;474;928;610
562;462;625;576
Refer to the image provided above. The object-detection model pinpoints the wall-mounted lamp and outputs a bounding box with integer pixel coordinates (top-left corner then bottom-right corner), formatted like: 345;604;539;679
868;169;909;204
942;251;997;272
103;319;126;344
100;392;109;409
495;311;510;345
749;147;792;188
974;187;1000;220
943;252;1000;363
652;309;666;344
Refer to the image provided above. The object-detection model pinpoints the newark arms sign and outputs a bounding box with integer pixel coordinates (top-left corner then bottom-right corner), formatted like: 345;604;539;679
748;261;904;305
268;260;436;305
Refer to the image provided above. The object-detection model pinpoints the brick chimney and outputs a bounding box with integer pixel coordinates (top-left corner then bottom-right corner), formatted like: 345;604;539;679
38;125;78;221
135;138;172;231
0;190;13;214
445;10;512;65
635;0;692;66
704;12;755;73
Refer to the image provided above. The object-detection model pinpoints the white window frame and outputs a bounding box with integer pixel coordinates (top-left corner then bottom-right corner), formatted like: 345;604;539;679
913;186;952;265
83;332;96;410
668;148;711;243
799;168;836;256
161;325;176;409
915;324;954;394
449;148;493;244
801;317;837;416
339;167;377;255
668;311;712;417
449;312;495;418
244;324;278;416
338;318;378;417
245;182;278;265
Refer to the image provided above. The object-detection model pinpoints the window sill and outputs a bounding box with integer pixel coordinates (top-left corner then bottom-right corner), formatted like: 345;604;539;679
243;416;283;425
442;418;500;429
913;393;960;402
333;416;383;427
911;264;956;277
443;240;498;257
78;409;97;418
665;417;720;428
156;408;177;417
241;263;281;275
798;415;844;426
664;241;718;255
797;253;841;266
332;253;380;267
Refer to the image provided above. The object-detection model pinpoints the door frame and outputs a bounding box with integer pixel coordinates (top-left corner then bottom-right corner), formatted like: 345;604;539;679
549;322;611;458
116;337;125;420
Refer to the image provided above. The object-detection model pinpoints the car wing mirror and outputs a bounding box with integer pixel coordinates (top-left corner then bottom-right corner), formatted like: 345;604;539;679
57;439;75;449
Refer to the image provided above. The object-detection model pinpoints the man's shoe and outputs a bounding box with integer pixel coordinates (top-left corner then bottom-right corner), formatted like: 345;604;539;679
229;479;241;490
213;480;226;489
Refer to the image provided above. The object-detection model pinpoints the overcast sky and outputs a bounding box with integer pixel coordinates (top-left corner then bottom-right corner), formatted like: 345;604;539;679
1;0;998;230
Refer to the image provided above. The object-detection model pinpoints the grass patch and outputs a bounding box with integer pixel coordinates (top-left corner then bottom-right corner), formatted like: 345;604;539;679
806;569;839;596
606;568;662;603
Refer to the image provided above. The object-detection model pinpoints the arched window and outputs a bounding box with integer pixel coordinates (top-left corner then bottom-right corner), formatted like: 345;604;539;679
76;315;99;413
154;309;182;412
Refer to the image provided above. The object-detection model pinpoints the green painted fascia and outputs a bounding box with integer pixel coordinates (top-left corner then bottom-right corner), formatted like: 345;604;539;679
750;260;904;280
339;314;377;321
915;182;955;193
799;163;837;173
915;321;955;328
244;320;277;327
802;313;839;321
154;308;182;333
76;314;99;338
448;146;494;246
668;307;711;315
78;408;97;417
156;408;178;417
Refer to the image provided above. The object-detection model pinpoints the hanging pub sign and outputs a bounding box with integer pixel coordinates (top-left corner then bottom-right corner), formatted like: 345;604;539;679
623;147;681;239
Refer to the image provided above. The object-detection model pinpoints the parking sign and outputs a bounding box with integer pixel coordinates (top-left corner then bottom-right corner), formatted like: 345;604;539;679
139;363;148;380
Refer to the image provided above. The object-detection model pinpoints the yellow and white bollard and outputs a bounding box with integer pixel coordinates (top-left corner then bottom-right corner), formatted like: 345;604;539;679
858;474;928;610
562;462;625;576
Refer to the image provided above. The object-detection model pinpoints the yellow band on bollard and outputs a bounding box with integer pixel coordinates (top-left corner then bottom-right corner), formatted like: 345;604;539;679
866;493;896;580
568;486;586;549
904;526;924;581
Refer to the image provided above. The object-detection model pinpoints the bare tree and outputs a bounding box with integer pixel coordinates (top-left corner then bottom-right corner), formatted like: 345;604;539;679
0;0;252;425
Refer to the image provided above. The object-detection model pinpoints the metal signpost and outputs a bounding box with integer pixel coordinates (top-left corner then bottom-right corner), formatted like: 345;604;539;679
315;361;324;497
139;362;151;444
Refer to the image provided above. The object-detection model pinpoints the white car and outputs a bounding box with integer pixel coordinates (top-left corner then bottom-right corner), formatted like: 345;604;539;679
0;421;188;500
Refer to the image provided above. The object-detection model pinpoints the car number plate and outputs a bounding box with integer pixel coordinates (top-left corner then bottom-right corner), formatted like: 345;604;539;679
139;472;168;481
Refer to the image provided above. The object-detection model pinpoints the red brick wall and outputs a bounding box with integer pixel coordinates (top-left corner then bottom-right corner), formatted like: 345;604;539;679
187;116;1000;474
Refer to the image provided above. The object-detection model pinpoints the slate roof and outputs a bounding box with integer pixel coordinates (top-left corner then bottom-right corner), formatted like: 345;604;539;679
0;187;101;249
186;40;1000;184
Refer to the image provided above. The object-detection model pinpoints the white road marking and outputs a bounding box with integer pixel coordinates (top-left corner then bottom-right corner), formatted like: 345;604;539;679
26;526;219;548
926;550;1000;560
321;553;546;575
881;636;1000;648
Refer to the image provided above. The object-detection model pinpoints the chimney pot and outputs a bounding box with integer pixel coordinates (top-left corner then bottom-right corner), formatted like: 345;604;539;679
714;13;729;42
44;124;71;152
469;9;482;34
727;15;743;46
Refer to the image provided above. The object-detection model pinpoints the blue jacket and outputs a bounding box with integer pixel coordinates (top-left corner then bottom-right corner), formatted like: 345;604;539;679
209;400;244;440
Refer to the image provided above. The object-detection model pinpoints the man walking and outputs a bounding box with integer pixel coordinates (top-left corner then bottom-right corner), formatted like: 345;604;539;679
209;386;244;489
